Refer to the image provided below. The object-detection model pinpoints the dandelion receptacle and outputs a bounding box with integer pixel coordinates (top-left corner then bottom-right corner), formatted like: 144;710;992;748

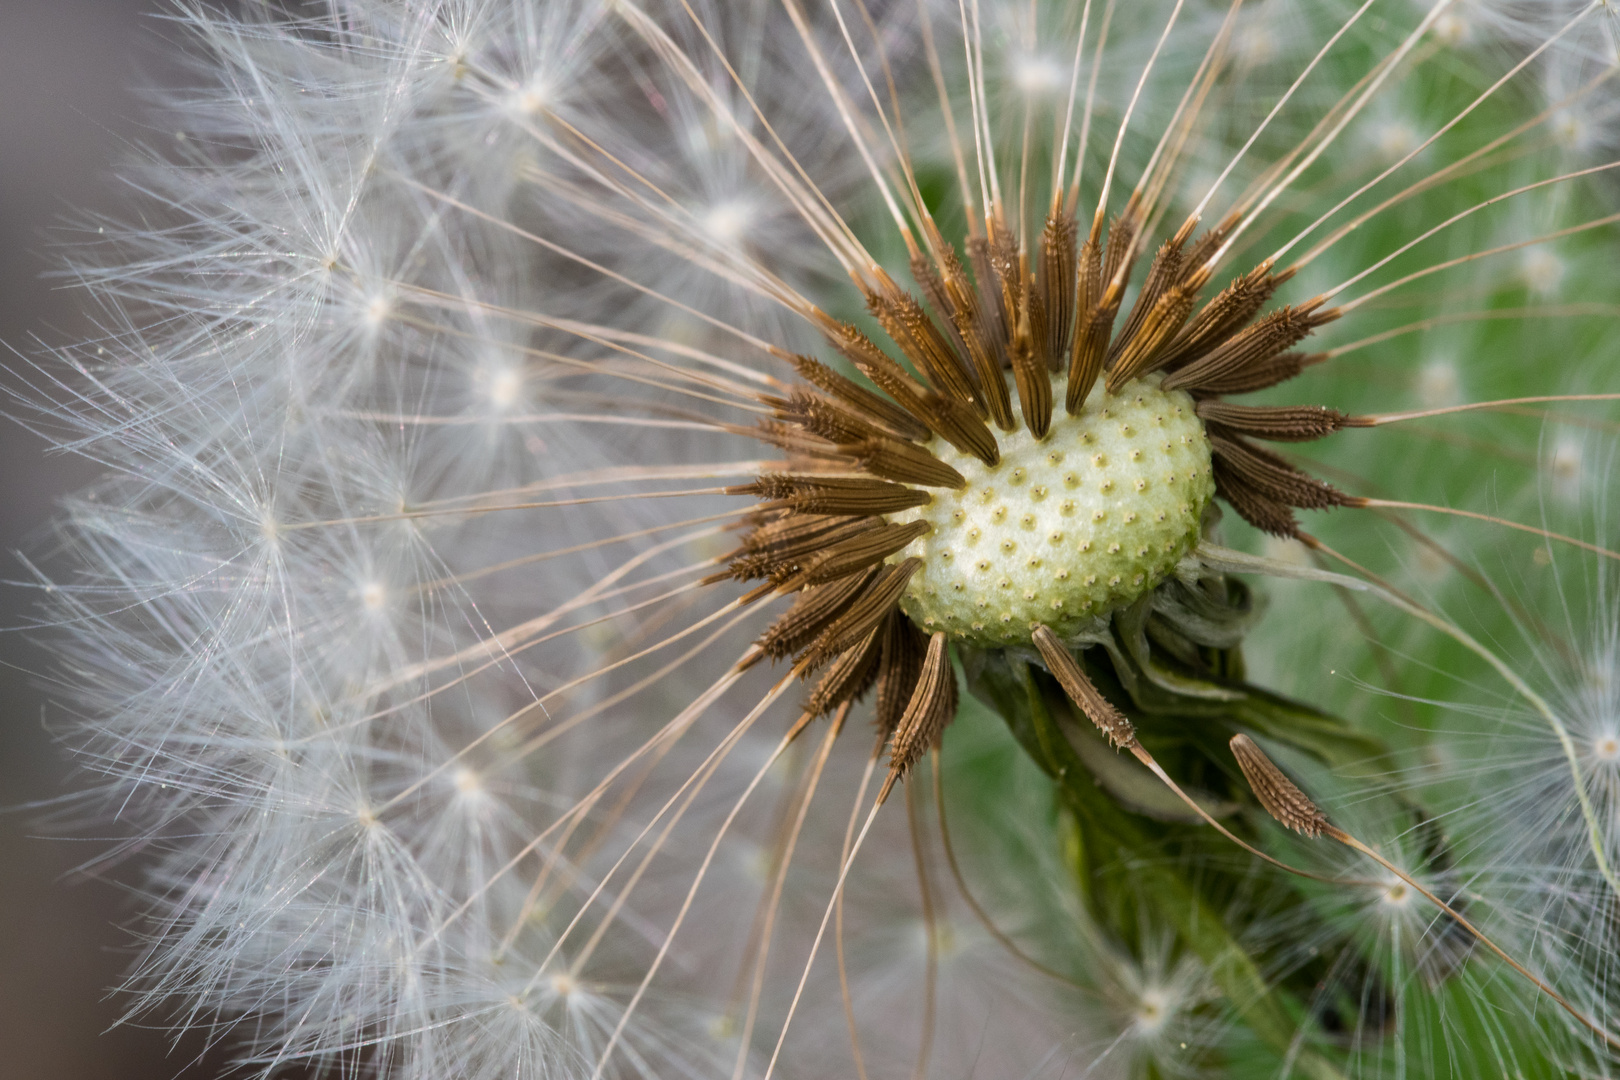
28;0;1620;1078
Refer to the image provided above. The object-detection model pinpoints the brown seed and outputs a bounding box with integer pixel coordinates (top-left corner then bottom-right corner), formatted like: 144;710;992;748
805;624;884;717
1024;266;1052;375
968;233;1011;372
887;630;957;777
866;282;981;413
1039;210;1079;367
1162;302;1338;394
748;419;843;463
1181;209;1240;273
1076;228;1104;314
723;515;881;582
732;473;932;516
821;320;936;424
909;249;975;373
842;436;968;489
1229;734;1329;838
785;387;901;446
802;558;922;669
919;390;1002;466
739;512;861;554
1065;306;1108;415
799;520;931;585
1101;199;1143;288
1182;350;1317;395
1196;401;1351;442
757;566;881;661
823;320;1000;465
874;611;929;741
940;243;1015;430
1009;293;1053;439
1212;457;1301;537
789;354;929;441
992;229;1025;359
1030;625;1138;750
1065;206;1140;412
1208;435;1349;510
1107;216;1196;373
1106;277;1204;393
1156;265;1285;373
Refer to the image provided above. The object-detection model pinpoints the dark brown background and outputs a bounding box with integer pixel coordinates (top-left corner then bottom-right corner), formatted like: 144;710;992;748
0;2;243;1077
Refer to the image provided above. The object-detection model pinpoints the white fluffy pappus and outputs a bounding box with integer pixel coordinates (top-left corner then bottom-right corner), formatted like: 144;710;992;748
1374;459;1620;1065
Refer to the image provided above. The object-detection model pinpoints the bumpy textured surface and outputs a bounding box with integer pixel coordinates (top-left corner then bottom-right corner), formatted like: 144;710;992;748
889;376;1213;645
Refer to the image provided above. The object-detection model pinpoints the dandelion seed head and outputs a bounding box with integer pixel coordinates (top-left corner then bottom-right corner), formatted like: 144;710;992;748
1372;118;1422;161
1233;24;1280;64
1131;986;1175;1034
1099;938;1212;1067
1418;358;1462;407
1010;53;1067;98
452;765;484;795
1520;247;1567;294
701;199;754;244
358;580;389;611
512;77;551;117
1548;435;1584;497
363;294;393;330
1434;10;1474;46
1378;878;1414;909
1590;728;1620;761
485;364;525;410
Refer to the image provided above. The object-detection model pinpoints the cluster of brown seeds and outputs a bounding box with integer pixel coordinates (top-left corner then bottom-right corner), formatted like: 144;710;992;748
715;197;1372;773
